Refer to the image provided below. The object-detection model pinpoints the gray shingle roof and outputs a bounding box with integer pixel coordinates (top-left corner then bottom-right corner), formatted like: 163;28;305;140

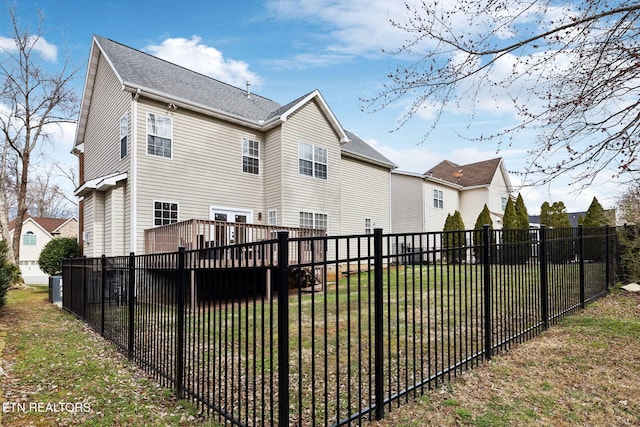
343;131;397;168
95;35;282;123
88;36;392;169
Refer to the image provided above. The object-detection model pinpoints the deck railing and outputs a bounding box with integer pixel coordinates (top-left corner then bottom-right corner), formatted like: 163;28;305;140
144;218;326;262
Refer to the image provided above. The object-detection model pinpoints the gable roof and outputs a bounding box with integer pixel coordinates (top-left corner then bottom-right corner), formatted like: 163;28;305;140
342;131;397;169
75;36;349;147
8;214;76;235
425;158;509;189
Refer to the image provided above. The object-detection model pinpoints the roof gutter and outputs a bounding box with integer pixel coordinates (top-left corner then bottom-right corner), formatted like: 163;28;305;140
341;149;397;170
422;175;464;190
121;83;268;131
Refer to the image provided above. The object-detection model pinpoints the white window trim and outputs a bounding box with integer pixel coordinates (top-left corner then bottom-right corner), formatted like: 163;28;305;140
120;113;128;159
298;142;328;180
433;189;444;209
146;112;173;159
365;217;373;235
299;210;328;231
241;137;261;175
23;231;37;246
267;209;277;226
153;200;179;226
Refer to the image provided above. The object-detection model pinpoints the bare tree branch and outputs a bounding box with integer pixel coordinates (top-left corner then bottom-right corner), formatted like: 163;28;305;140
0;2;79;262
364;0;640;188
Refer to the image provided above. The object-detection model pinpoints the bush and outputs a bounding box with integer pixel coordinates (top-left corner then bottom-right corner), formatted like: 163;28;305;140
38;237;80;276
0;240;21;308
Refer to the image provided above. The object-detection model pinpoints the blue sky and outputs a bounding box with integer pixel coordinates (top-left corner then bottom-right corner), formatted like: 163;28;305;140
2;0;624;214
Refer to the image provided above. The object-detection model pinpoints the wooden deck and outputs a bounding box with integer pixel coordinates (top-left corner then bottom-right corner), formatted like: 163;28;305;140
144;218;327;266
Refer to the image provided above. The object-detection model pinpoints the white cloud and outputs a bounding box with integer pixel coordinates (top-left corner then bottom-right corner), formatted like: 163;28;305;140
145;36;261;88
0;35;58;61
265;0;418;66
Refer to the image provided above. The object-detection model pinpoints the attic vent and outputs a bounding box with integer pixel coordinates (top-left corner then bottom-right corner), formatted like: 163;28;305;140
246;81;251;98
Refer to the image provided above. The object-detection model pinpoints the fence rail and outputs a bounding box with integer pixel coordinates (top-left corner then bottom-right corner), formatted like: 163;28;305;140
62;225;617;426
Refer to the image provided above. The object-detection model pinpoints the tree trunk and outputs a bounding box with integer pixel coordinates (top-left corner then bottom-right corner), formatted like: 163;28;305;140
0;142;15;263
11;152;30;263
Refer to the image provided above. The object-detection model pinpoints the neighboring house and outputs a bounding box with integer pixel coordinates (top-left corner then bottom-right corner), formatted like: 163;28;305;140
8;214;78;284
392;158;514;234
73;35;396;257
529;209;617;228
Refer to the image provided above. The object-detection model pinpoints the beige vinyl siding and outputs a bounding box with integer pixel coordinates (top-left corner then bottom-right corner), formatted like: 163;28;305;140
460;187;490;230
134;99;267;252
82;52;131;181
488;169;511;228
264;128;283;225
82;193;94;256
103;184;126;255
425;183;460;232
279;100;341;235
104;191;112;255
340;156;391;234
391;172;424;233
83;192;106;257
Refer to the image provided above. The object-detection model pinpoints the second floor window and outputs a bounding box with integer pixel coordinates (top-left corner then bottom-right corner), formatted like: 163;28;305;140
433;189;444;209
299;142;327;179
154;201;178;226
147;113;172;158
23;231;36;246
120;113;128;159
242;138;260;174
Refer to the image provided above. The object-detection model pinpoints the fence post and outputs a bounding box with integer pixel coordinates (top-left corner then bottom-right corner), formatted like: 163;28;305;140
539;226;549;330
101;255;106;336
128;252;136;360
482;225;492;360
373;228;384;420
276;231;290;427
176;247;186;399
578;225;585;309
605;225;611;290
82;256;87;320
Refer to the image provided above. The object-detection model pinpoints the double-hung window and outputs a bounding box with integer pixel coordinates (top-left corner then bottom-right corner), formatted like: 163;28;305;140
120;113;128;159
267;209;277;225
300;211;328;230
299;142;327;179
365;218;373;234
433;189;444;209
242;138;260;174
147;113;172;158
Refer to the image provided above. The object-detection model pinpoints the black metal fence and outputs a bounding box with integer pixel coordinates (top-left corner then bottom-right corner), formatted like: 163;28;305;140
62;225;616;426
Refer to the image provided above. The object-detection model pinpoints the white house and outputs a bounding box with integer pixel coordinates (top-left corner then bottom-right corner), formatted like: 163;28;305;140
8;215;78;284
392;158;514;233
73;36;396;257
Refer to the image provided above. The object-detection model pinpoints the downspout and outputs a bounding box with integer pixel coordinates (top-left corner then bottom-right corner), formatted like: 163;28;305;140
131;88;140;253
388;171;392;233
